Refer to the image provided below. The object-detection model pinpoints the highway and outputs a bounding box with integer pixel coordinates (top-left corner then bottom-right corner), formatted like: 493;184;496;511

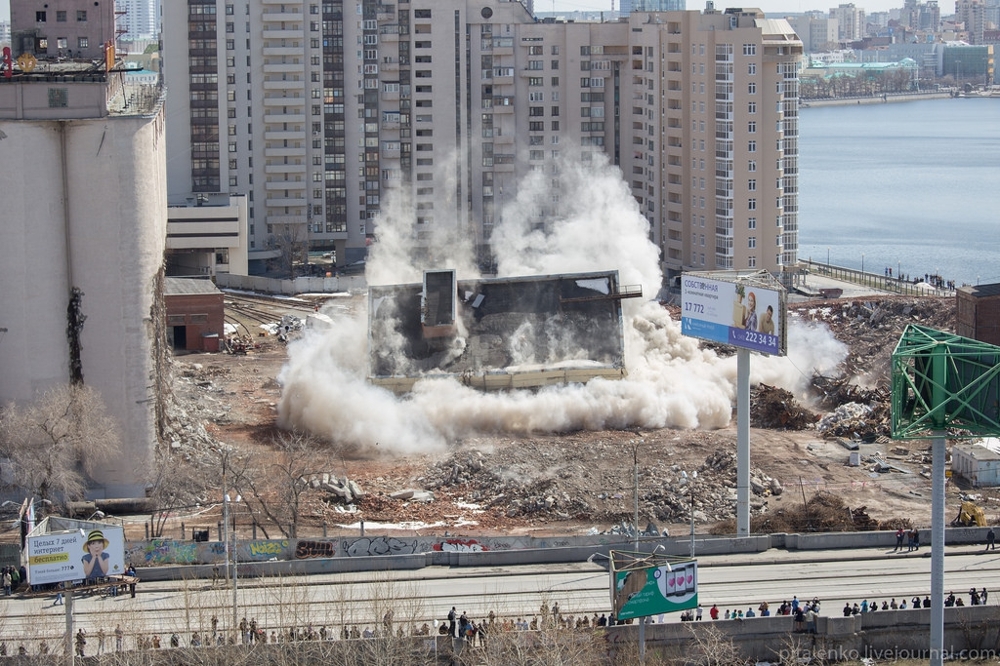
3;544;1000;648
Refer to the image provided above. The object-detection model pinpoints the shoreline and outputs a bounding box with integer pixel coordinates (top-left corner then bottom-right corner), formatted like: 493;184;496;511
800;91;953;108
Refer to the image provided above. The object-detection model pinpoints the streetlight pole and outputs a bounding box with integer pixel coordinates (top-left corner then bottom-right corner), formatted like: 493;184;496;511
683;471;698;558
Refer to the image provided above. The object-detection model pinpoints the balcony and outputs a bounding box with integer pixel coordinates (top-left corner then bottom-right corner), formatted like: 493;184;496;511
261;11;302;20
263;63;305;74
263;96;304;106
262;47;305;57
264;146;306;159
263;80;305;91
263;114;306;124
265;215;307;226
264;164;307;175
262;29;304;40
264;179;307;190
265;197;308;208
263;130;305;141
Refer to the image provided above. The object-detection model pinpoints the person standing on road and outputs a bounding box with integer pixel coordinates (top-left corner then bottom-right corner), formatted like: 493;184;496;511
710;604;719;620
447;607;456;637
894;527;905;552
987;528;996;551
981;587;988;604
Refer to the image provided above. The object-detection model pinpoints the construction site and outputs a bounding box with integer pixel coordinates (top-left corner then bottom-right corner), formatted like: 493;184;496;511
148;289;997;544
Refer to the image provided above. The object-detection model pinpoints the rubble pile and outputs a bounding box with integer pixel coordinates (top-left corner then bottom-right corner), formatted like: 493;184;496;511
747;492;878;534
750;383;818;430
816;401;890;442
416;444;782;526
793;297;954;383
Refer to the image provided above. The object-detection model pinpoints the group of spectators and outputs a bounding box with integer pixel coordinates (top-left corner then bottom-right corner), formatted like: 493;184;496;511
841;588;989;615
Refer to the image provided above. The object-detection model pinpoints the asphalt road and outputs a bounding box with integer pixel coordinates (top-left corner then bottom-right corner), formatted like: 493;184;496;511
5;543;1000;649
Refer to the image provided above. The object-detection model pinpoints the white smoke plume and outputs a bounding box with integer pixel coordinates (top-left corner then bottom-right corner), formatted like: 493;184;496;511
277;151;847;454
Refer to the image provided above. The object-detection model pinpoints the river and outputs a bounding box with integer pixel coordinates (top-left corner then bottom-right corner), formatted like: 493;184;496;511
797;97;1000;287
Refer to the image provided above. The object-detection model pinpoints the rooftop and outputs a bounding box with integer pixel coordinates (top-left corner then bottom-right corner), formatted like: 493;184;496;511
164;278;223;297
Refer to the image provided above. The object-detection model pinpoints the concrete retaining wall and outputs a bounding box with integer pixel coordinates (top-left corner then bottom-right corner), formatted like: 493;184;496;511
121;528;992;578
611;606;1000;661
216;272;366;295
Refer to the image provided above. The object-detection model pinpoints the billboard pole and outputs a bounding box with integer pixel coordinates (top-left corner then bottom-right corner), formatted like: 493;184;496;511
736;348;751;537
65;589;73;666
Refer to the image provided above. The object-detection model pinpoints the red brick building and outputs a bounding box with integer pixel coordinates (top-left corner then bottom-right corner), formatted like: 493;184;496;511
164;278;225;352
956;282;1000;347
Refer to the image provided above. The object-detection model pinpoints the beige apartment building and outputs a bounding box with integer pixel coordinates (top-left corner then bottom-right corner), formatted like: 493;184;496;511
163;0;801;277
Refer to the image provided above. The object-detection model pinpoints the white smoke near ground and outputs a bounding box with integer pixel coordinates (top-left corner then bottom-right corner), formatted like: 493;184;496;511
277;151;848;454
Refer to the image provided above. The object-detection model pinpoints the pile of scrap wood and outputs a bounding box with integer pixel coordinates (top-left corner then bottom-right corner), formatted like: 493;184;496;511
750;383;818;430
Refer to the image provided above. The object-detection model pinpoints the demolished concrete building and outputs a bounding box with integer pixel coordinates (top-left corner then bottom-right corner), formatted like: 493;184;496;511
369;270;640;392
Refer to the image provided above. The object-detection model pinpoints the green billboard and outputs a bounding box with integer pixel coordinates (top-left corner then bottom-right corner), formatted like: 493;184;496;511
611;554;698;621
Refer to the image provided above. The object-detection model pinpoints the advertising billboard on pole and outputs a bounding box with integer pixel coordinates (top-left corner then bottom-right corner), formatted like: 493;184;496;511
611;554;698;620
26;525;126;585
681;272;787;356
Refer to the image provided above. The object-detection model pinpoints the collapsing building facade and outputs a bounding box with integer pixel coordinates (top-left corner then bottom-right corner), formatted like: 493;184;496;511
369;270;639;392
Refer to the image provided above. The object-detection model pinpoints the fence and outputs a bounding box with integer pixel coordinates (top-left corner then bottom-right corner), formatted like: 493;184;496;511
800;259;952;297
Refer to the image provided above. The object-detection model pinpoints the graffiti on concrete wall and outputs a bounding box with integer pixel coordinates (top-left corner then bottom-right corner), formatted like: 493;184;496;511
343;537;418;557
246;540;291;560
294;540;336;559
433;538;488;552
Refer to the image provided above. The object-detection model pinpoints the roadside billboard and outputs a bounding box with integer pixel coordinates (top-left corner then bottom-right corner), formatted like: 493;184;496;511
26;525;126;585
611;556;698;620
681;273;787;356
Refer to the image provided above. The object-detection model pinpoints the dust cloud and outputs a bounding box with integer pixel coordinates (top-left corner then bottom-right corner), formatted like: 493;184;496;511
277;151;847;454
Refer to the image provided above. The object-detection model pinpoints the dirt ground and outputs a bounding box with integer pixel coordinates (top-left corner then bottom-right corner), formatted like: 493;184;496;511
163;292;996;540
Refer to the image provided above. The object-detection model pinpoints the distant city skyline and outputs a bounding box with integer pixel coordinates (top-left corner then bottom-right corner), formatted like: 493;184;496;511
546;0;956;16
0;0;962;25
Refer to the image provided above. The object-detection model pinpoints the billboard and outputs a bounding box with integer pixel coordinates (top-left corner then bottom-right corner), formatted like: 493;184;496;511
26;525;126;585
611;557;698;620
681;274;787;356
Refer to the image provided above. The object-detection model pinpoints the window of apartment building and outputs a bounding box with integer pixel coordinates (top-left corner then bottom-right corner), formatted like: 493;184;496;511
529;121;544;131
551;121;559;131
748;82;756;94
529;135;543;145
414;9;432;18
748;198;757;210
226;39;235;50
229;142;237;152
748;62;757;75
415;41;431;48
748;101;756;114
78;37;88;49
56;11;67;21
36;11;46;21
743;44;756;56
748;217;757;229
529;77;543;86
528;45;543;55
529;106;544;116
530;150;544;160
580;60;591;71
551;46;559;55
748;160;756;172
551;60;559;69
56;37;68;49
528;60;543;70
77;10;87;21
748;121;756;133
551;106;560;116
226;22;234;32
551;76;559;85
225;4;234;14
748;179;756;191
748;140;756;153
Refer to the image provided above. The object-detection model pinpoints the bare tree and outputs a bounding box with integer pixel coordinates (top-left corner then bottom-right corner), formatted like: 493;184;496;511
266;225;308;279
0;384;120;508
232;432;327;539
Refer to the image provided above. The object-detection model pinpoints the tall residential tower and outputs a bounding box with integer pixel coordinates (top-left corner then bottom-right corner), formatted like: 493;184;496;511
162;1;801;278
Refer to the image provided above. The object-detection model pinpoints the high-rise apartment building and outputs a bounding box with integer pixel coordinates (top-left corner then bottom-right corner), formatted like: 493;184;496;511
116;0;161;40
829;3;865;41
956;0;986;44
787;16;839;53
163;1;800;277
11;0;117;59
